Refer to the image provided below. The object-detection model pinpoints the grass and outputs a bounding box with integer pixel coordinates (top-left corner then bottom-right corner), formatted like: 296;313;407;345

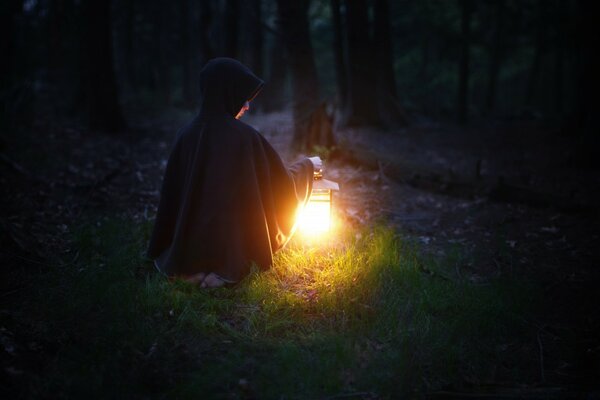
6;218;541;399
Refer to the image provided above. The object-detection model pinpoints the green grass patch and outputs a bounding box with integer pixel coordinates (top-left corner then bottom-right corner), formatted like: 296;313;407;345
12;218;540;398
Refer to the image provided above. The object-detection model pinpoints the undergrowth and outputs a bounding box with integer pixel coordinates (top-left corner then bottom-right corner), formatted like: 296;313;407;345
9;218;540;399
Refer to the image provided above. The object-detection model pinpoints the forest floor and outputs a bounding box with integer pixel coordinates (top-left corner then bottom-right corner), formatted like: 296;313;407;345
1;107;599;398
251;111;600;392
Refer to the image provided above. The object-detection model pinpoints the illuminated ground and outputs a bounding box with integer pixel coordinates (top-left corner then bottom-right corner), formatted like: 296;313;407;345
1;109;598;398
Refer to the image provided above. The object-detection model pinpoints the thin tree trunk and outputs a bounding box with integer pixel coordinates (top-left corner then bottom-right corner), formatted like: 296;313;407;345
418;36;429;82
525;0;546;107
199;0;215;64
457;0;472;125
223;0;239;58
180;0;193;108
0;0;22;127
374;0;409;126
47;0;65;75
246;0;264;111
123;0;136;91
485;0;505;114
554;41;564;114
81;0;125;131
554;0;566;114
0;0;20;90
250;0;263;76
47;0;76;112
343;0;380;126
374;0;396;99
261;26;287;112
153;3;171;105
572;0;599;167
330;0;347;108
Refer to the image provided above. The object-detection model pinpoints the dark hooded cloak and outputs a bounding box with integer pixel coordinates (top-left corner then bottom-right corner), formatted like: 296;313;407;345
147;58;313;282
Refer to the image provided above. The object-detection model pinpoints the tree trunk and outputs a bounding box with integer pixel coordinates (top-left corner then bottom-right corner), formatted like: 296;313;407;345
276;0;334;152
248;0;264;76
261;25;287;112
330;0;347;108
572;0;600;167
525;0;546;107
223;0;239;58
485;0;505;114
374;0;409;126
47;0;65;75
123;0;136;91
199;0;215;64
374;0;396;100
81;0;125;132
554;37;564;114
180;0;194;108
244;0;264;111
153;3;171;105
554;0;566;114
342;0;380;126
0;0;22;127
418;36;429;82
0;0;19;90
457;0;472;125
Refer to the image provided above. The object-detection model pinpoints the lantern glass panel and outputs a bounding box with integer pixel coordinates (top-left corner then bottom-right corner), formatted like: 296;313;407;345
298;189;331;234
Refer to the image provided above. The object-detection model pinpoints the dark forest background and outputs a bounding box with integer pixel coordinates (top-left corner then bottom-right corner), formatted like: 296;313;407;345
2;1;600;397
1;0;598;162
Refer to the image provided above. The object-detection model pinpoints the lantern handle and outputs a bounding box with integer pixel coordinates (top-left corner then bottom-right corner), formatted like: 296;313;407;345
308;156;323;179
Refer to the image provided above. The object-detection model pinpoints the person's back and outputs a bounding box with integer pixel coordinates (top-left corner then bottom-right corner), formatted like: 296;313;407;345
148;58;318;287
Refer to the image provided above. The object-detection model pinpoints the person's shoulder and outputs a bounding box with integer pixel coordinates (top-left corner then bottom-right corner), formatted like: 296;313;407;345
228;118;265;144
174;115;201;141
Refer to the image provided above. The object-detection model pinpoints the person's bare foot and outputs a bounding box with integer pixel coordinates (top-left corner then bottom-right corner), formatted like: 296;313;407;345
200;273;228;288
185;272;206;284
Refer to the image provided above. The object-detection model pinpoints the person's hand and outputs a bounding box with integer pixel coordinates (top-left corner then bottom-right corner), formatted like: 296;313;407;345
308;156;323;174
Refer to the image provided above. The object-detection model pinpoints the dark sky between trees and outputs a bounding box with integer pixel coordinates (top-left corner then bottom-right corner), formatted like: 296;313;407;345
1;0;598;162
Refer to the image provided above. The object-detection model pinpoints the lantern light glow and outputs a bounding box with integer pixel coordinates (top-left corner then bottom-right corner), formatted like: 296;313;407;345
297;177;339;236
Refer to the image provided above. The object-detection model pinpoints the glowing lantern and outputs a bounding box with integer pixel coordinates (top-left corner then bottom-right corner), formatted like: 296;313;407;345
297;169;339;235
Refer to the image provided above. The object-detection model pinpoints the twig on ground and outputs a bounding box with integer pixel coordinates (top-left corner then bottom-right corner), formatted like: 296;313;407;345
3;252;50;267
58;250;80;267
418;262;455;283
537;331;545;383
377;160;393;185
1;221;28;253
325;392;375;400
75;166;123;191
74;163;127;219
0;288;22;298
428;389;567;399
455;260;463;280
0;153;42;183
1;220;47;262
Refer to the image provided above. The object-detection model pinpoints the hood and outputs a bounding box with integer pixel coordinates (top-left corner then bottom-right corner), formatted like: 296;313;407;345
198;58;264;117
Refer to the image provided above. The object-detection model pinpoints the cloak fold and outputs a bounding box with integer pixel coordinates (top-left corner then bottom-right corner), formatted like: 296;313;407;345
147;58;313;281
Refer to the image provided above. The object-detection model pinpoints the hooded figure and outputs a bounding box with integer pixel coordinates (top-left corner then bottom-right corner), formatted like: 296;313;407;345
147;58;315;285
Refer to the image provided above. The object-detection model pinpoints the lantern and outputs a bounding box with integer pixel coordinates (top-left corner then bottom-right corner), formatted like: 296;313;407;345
297;169;339;235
